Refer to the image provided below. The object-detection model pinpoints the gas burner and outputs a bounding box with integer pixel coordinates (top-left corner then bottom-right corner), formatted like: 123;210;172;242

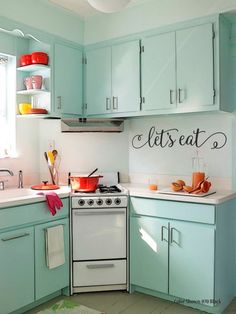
98;185;122;194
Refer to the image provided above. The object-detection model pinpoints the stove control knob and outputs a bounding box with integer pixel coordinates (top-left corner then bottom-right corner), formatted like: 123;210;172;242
96;198;103;206
78;199;85;206
105;198;112;206
87;199;94;206
114;198;121;205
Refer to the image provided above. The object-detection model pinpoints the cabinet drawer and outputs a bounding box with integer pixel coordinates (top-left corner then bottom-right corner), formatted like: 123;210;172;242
0;198;69;230
73;260;126;286
130;197;215;224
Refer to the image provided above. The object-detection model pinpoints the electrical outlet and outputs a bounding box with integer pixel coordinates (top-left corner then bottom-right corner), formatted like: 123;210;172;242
48;140;55;150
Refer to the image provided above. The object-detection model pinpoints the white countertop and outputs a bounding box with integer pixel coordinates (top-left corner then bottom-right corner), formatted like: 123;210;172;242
122;183;236;205
1;184;236;208
0;186;71;208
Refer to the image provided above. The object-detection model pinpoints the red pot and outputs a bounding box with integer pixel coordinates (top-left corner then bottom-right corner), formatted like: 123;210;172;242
70;175;103;192
20;54;32;66
31;52;49;65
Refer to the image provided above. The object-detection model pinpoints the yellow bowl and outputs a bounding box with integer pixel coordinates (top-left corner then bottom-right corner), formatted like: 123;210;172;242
18;103;32;115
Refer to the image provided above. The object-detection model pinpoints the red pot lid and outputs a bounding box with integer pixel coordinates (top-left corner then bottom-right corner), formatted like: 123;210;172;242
31;183;59;190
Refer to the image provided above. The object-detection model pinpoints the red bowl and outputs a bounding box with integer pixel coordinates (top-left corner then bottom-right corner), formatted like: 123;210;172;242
31;52;49;65
20;54;32;66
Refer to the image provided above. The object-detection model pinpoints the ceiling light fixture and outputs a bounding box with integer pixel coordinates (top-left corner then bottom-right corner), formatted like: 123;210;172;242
87;0;131;13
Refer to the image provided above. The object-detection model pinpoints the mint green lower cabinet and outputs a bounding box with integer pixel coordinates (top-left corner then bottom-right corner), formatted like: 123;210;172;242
169;220;214;301
35;218;69;300
130;215;168;293
0;227;34;314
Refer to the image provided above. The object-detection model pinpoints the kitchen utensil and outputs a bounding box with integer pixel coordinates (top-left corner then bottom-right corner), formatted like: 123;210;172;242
31;75;43;89
44;152;56;185
70;175;103;192
31;181;59;190
19;54;32;66
87;168;98;177
31;51;48;65
24;76;33;90
18;103;32;114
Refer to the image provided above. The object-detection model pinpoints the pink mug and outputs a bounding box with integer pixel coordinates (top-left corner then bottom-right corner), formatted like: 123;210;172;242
24;77;32;90
31;75;43;89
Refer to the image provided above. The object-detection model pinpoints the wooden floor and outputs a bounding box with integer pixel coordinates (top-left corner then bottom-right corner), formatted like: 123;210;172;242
26;291;236;314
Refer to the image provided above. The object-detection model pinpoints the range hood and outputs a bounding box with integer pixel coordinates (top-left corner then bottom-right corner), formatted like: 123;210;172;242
61;118;124;133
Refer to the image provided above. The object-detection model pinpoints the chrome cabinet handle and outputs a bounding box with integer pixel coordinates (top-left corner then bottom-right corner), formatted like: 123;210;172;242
178;88;184;104
57;96;62;109
112;96;118;110
74;210;125;216
161;226;168;242
170;227;180;245
1;233;30;242
106;97;111;110
169;90;174;104
86;263;114;269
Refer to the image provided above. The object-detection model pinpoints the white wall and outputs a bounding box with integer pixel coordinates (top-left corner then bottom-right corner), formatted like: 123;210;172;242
128;113;233;187
38;119;129;184
0;0;84;44
84;0;236;44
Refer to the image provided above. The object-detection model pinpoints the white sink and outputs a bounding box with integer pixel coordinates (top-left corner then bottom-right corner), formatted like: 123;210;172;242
0;188;39;201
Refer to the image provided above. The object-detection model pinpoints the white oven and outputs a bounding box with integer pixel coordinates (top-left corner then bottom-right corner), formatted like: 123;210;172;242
71;191;128;293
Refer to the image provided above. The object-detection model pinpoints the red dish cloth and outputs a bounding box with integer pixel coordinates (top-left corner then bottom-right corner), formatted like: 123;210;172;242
37;192;63;216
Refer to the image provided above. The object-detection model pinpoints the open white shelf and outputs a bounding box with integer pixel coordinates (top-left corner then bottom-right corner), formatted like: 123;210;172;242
17;89;49;95
17;64;50;72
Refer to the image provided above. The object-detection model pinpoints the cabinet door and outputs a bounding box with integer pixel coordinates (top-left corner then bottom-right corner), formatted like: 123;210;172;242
142;32;176;111
86;46;112;115
130;215;168;293
35;218;69;300
0;227;34;314
54;43;83;116
112;40;140;113
169;220;214;301
176;23;214;108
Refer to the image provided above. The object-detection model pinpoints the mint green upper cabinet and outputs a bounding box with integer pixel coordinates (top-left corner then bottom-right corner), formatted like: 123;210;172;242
130;215;168;293
0;227;34;314
176;23;214;109
111;41;140;113
141;22;215;114
86;46;111;115
35;218;69;300
142;32;176;111
169;220;214;301
54;43;83;116
86;40;140;116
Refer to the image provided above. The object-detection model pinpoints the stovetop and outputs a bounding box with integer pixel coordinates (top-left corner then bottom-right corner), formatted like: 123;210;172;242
70;184;128;197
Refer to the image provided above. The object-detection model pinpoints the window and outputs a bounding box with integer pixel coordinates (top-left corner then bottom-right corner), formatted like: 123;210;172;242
0;54;16;158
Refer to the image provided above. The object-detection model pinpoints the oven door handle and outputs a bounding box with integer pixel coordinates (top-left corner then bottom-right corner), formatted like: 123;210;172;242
86;263;115;269
73;210;126;215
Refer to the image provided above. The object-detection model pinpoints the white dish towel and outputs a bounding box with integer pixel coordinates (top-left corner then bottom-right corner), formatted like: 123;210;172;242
45;225;65;269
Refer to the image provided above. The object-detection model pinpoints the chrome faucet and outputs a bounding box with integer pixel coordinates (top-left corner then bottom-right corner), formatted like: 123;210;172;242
0;169;14;190
18;170;23;188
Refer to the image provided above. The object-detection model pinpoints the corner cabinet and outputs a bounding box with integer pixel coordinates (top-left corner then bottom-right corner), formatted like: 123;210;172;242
0;198;69;314
85;40;140;116
130;196;236;313
53;43;83;117
141;23;214;112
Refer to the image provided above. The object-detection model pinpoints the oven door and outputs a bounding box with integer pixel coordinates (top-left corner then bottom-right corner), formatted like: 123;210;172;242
72;207;126;260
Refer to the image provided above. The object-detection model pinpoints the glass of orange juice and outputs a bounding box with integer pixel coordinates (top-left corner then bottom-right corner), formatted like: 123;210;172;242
192;157;206;188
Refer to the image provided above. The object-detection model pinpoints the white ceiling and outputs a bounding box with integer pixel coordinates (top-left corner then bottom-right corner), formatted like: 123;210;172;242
48;0;149;18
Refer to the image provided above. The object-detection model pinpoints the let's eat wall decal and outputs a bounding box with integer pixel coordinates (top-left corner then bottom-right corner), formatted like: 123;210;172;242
131;126;227;150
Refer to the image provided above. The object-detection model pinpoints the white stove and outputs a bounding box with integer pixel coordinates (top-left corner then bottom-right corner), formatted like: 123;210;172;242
70;173;129;294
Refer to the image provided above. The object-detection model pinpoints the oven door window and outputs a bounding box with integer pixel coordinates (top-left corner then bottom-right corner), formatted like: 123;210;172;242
72;208;126;260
